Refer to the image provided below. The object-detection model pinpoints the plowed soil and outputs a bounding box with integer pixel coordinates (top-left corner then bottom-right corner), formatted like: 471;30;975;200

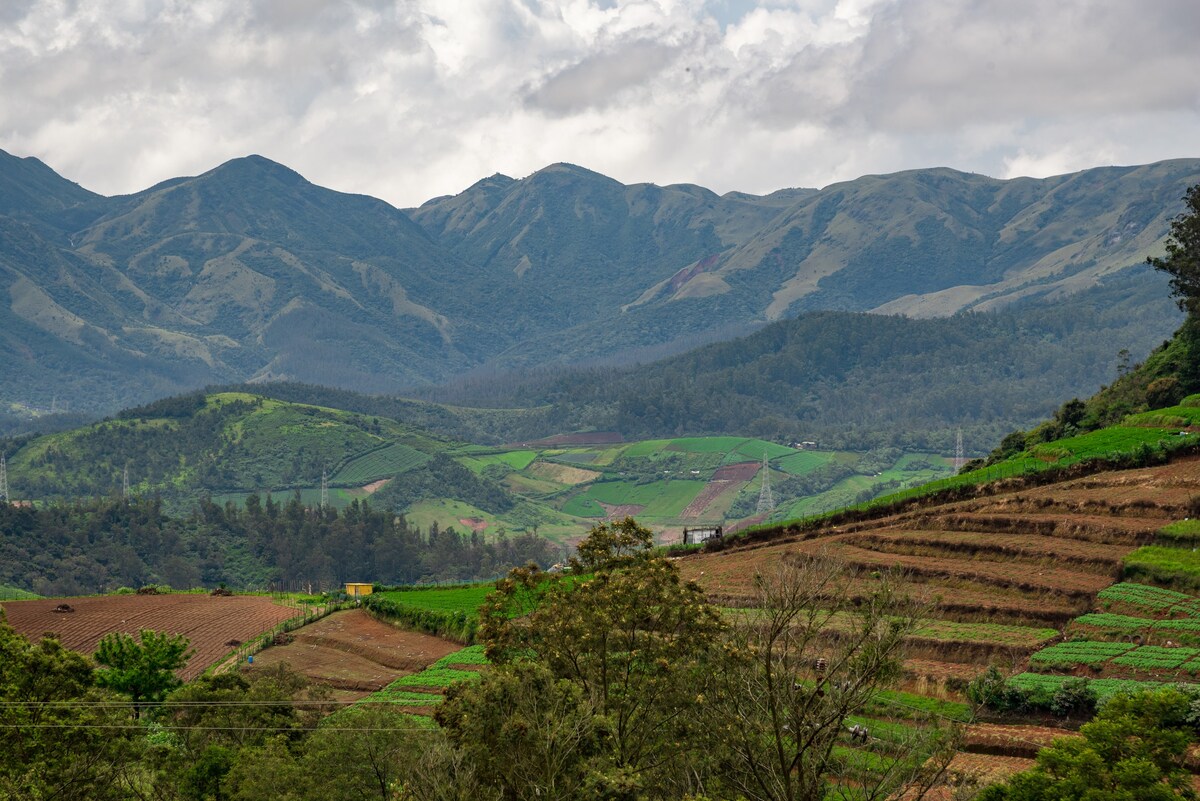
0;594;300;680
248;609;459;695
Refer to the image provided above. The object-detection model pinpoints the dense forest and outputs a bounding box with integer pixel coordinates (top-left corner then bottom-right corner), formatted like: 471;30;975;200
0;495;558;596
411;268;1181;453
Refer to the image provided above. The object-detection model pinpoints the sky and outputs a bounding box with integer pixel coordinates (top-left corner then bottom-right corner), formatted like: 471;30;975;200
2;0;1199;207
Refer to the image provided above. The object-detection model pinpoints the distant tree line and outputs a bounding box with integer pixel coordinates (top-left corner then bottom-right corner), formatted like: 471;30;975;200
0;495;557;596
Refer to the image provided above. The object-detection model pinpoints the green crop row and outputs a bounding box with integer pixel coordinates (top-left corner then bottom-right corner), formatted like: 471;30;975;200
390;668;481;690
433;644;489;668
333;442;431;485
1028;641;1134;666
1110;645;1200;670
1097;582;1200;614
1009;673;1199;701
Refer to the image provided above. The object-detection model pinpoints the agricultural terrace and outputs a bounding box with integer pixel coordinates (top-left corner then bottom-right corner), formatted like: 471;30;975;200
248;608;461;699
354;644;490;721
0;593;302;680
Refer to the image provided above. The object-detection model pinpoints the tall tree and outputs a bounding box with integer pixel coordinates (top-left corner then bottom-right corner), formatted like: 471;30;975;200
1150;185;1200;314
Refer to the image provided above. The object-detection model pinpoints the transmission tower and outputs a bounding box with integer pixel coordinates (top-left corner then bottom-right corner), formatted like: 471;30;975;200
954;430;965;473
756;452;775;514
320;468;329;510
122;464;130;498
0;453;9;504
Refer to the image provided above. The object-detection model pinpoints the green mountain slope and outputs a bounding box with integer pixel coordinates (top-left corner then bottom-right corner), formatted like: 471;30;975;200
415;268;1182;454
2;149;1197;417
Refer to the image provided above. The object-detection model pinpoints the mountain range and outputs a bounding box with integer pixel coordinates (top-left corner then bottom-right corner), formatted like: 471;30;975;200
2;148;1199;417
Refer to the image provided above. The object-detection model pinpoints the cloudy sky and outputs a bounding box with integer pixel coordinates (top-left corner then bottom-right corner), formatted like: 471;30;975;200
2;0;1199;207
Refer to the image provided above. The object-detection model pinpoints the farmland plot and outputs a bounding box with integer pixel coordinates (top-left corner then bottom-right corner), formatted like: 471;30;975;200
1;594;301;680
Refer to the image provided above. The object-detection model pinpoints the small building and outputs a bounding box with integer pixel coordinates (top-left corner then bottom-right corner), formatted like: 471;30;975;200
345;582;374;598
683;526;723;545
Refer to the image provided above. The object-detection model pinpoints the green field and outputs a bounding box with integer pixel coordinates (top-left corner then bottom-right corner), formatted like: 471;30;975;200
1124;546;1200;592
580;479;706;518
333;443;431;484
1009;673;1199;701
375;585;496;615
0;585;40;601
1158;519;1200;545
775;450;838;475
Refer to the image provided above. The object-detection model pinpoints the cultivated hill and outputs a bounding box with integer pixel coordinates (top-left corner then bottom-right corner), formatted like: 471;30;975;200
2;149;1198;417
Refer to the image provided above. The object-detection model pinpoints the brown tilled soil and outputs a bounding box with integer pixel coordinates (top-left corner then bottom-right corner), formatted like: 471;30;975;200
681;480;733;519
712;462;762;482
247;609;459;695
0;594;301;680
678;458;1200;621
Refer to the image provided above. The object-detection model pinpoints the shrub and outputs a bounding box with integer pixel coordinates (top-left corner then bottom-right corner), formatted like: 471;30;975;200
1049;677;1097;718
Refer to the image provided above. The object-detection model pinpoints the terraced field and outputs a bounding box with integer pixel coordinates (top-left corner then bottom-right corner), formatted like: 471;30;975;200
248;609;461;699
678;455;1200;774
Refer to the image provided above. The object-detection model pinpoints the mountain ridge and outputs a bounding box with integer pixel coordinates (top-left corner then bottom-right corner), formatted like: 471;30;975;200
1;148;1197;418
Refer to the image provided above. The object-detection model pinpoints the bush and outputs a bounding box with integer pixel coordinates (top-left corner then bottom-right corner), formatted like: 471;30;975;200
966;666;1029;713
1049;677;1097;718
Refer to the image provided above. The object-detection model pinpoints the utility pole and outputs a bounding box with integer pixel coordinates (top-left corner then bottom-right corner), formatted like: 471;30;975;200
756;452;775;515
122;464;130;498
0;453;8;504
954;430;965;473
320;468;329;510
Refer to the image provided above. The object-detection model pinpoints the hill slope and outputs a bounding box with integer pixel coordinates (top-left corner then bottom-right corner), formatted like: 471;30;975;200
1;150;1197;416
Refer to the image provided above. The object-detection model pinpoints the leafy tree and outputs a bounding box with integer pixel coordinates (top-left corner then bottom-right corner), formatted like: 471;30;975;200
0;612;139;800
94;629;192;714
980;687;1197;800
478;519;727;797
436;662;606;801
1150;185;1200;315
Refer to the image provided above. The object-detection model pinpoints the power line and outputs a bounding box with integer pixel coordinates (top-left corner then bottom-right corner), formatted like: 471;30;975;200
756;452;775;515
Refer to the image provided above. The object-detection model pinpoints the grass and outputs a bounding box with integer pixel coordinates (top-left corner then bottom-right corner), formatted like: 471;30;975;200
1124;546;1200;592
0;585;41;600
580;479;707;518
1158;520;1200;546
375;584;495;615
775;450;838;475
912;620;1058;648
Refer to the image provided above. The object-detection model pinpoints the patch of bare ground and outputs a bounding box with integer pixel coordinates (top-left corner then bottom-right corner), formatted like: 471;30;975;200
963;724;1078;758
361;478;391;494
681;480;732;519
598;502;644;520
248;609;459;693
848;530;1130;573
527;461;600;485
0;594;301;680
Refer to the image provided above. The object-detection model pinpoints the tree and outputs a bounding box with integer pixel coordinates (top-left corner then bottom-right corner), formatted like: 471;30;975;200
94;629;192;714
1150;184;1200;315
478;518;727;797
436;662;606;801
704;555;958;801
0;612;140;800
980;687;1197;801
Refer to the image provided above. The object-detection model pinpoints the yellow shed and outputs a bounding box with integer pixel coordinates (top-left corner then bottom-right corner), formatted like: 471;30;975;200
345;583;374;598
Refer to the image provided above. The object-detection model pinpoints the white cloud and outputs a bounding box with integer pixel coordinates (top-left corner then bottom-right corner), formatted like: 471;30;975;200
1;0;1197;206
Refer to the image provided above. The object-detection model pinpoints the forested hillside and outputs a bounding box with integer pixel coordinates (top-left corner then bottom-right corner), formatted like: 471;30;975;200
0;495;557;595
2;148;1196;419
415;268;1181;453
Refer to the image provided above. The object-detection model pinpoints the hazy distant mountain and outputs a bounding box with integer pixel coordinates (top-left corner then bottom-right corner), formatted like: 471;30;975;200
1;148;1197;414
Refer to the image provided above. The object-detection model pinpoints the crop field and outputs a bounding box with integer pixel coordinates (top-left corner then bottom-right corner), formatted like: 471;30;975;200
250;609;462;693
775;450;838;475
333;442;431;484
1027;641;1135;667
0;584;39;600
374;584;496;615
358;644;489;713
1;593;301;680
1008;673;1198;701
1096;582;1200;615
577;479;707;518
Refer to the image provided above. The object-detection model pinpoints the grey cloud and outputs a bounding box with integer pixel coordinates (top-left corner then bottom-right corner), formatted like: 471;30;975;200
524;38;682;115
